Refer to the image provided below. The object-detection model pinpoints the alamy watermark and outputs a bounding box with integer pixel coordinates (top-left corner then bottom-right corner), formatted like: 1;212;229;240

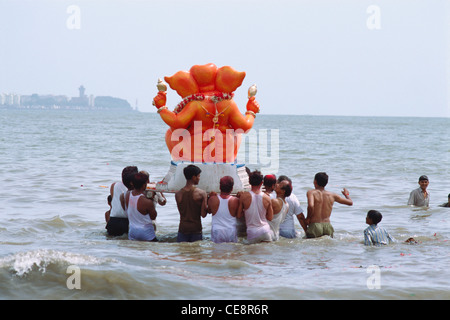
237;128;279;174
65;4;382;31
66;5;81;30
366;265;381;289
366;5;381;30
66;265;81;290
169;121;279;174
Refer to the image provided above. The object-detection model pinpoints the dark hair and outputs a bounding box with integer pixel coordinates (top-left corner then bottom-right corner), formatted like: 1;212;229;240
122;166;138;189
367;210;383;224
277;175;291;184
183;164;201;180
248;170;263;186
220;176;234;193
315;172;328;187
132;172;148;190
263;174;277;188
448;193;450;198
139;170;150;183
279;181;292;197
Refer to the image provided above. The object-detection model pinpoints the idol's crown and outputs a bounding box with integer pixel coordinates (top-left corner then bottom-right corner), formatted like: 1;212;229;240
164;63;246;98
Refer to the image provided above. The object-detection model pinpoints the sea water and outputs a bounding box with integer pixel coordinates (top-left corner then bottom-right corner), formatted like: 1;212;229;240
0;109;449;300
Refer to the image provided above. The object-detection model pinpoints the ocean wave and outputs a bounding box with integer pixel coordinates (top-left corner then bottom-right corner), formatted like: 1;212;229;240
0;249;220;299
0;249;112;277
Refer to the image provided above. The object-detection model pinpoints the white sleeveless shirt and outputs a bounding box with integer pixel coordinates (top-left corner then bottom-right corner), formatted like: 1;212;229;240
126;192;155;241
268;198;288;241
244;191;271;241
211;196;237;243
110;181;128;218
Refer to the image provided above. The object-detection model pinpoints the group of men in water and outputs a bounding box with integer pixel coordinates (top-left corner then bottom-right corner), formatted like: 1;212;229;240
104;166;449;246
104;165;358;244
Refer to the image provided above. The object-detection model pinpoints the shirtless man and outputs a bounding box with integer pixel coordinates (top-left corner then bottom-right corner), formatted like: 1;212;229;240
175;165;208;242
299;172;353;238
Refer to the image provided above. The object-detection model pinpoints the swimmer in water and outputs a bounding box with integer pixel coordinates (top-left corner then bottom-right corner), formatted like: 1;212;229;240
439;193;450;207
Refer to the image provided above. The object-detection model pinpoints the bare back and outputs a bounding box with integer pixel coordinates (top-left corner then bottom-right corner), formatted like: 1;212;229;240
306;188;352;224
175;186;208;219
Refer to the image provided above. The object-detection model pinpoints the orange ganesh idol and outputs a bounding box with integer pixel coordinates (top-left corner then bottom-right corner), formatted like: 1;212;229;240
153;63;260;163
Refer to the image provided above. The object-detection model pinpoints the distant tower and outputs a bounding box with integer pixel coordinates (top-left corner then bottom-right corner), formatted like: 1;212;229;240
79;85;86;98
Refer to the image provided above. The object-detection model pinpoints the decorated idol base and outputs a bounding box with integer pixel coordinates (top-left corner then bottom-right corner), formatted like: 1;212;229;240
150;161;250;194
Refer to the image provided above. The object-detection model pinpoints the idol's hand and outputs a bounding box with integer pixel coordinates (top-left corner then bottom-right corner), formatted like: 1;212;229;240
153;91;167;109
246;96;260;113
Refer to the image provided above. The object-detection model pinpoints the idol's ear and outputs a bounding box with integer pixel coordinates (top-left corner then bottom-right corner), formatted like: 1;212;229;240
215;66;246;94
164;71;199;98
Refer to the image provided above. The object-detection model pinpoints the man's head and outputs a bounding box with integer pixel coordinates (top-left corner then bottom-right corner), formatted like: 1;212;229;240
219;176;234;193
276;175;293;196
132;172;149;191
263;174;277;191
183;164;202;183
277;175;292;184
366;210;382;225
418;175;429;190
276;180;292;198
314;172;328;187
248;170;263;187
122;166;138;189
139;170;150;183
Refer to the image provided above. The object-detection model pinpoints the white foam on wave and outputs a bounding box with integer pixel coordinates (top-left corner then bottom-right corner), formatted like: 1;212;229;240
0;249;112;277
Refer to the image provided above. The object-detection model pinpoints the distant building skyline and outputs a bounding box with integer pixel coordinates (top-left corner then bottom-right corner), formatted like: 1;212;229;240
0;92;21;106
0;85;133;110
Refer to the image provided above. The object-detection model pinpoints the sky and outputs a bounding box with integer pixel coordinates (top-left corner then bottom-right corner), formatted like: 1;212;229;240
0;0;449;117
